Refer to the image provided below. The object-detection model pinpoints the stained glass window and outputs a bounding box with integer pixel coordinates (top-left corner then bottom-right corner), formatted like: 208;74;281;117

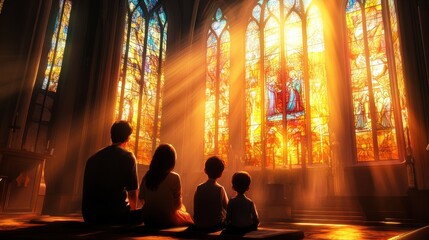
22;0;72;152
42;0;72;93
346;0;407;162
0;0;4;14
245;0;330;169
204;8;230;163
115;0;167;165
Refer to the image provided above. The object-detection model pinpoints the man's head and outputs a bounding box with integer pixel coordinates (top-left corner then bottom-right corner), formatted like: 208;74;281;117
205;156;225;179
111;121;132;144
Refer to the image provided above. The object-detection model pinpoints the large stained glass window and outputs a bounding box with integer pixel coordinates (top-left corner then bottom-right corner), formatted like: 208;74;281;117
204;8;230;163
346;0;407;162
22;0;72;152
245;0;330;169
115;0;167;165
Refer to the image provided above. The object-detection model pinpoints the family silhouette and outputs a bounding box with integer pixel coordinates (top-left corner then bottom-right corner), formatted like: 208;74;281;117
82;121;258;233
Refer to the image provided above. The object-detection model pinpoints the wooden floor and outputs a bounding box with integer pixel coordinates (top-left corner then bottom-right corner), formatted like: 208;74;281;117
0;214;427;240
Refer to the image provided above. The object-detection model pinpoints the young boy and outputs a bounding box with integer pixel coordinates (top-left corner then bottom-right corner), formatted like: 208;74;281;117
193;156;229;230
225;171;259;233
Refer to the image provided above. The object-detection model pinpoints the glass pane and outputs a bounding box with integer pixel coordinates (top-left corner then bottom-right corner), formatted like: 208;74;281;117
116;6;146;161
116;1;167;165
307;6;330;164
245;20;262;168
204;8;230;163
246;0;330;168
346;0;375;161
218;30;230;162
265;12;281;169
42;0;72;92
284;11;304;166
205;33;217;156
347;0;405;162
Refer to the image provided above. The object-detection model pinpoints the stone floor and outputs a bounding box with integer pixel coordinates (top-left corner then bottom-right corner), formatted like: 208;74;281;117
0;214;427;240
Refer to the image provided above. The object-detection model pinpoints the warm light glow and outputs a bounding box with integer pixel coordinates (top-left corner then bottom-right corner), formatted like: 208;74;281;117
326;227;363;239
293;222;347;227
112;0;406;169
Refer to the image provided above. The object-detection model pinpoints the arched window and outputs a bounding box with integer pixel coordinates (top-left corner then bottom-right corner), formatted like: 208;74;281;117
22;0;72;152
204;8;230;163
115;0;167;165
346;0;407;162
245;0;330;169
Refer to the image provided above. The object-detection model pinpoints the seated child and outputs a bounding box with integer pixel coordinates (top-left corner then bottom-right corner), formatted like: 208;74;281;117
224;171;259;234
193;156;228;231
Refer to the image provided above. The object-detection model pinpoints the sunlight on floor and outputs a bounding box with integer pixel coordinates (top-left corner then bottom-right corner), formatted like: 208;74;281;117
288;222;414;240
325;227;362;240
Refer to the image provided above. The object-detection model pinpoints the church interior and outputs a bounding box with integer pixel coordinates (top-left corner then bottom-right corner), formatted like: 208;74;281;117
0;0;428;239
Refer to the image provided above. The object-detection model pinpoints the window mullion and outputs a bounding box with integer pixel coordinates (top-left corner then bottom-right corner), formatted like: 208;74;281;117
361;3;380;161
302;11;312;166
280;0;289;168
260;1;267;170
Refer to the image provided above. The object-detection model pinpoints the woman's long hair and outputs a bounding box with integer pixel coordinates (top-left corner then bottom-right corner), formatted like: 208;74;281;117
144;143;176;191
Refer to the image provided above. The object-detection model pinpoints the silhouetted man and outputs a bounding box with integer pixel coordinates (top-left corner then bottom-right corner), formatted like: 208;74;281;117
82;121;141;224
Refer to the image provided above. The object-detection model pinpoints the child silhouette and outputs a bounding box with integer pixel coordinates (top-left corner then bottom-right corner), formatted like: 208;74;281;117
224;171;259;233
193;156;228;231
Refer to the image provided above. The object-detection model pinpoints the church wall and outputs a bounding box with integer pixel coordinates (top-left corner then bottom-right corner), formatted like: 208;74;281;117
0;0;53;149
396;0;429;190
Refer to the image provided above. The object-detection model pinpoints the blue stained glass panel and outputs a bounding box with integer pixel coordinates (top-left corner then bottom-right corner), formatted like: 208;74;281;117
144;0;157;12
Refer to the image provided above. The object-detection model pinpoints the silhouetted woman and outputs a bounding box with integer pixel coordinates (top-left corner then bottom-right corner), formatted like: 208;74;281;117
139;143;193;228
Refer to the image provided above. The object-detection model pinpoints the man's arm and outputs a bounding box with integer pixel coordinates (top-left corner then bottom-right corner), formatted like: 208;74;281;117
125;151;138;210
127;190;138;210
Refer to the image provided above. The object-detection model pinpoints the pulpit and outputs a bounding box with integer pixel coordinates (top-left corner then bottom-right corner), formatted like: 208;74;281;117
0;148;47;214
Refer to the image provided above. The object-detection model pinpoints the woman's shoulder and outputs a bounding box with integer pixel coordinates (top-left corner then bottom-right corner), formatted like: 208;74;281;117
167;171;181;180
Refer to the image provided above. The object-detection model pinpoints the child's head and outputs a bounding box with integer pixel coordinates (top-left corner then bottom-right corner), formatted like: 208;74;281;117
232;171;251;194
205;156;225;179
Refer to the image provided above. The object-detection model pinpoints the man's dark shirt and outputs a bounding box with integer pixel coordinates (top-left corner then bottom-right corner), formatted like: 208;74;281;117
82;144;138;223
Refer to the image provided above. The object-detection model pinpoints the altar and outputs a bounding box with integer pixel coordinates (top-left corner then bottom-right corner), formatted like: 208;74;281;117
0;148;47;214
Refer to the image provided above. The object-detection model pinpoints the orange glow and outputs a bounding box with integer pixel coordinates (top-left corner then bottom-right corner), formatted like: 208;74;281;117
291;223;373;240
326;227;362;239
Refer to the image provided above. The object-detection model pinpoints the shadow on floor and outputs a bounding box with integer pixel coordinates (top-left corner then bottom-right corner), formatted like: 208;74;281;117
0;221;141;240
0;220;305;240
